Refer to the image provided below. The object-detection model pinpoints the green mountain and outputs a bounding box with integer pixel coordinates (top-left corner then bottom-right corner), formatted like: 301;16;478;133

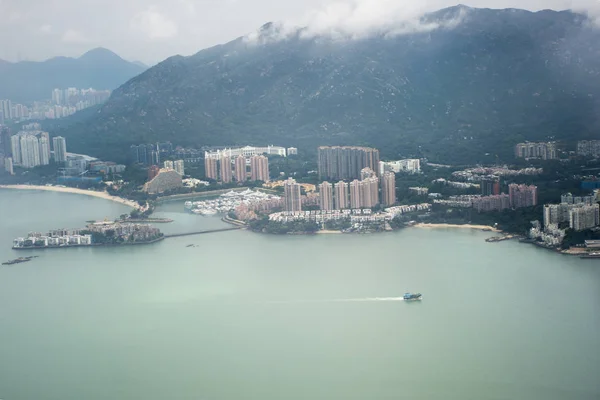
0;48;146;103
54;7;600;164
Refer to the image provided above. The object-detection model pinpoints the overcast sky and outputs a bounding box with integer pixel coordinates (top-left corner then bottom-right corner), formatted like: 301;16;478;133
1;0;599;65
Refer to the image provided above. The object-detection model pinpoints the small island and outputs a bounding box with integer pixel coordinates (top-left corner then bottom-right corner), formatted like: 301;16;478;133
12;221;164;250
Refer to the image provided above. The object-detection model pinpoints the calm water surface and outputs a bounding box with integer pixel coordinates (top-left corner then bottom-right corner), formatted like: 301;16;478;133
0;189;599;399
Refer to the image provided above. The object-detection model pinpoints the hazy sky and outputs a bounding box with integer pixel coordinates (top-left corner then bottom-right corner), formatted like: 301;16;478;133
1;0;599;64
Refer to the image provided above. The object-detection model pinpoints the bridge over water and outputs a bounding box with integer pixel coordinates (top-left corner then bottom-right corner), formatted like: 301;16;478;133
163;227;242;238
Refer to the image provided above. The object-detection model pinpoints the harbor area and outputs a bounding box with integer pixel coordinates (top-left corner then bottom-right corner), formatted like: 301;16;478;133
185;189;282;215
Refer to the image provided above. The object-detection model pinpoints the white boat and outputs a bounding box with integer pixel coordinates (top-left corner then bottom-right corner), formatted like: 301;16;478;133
184;201;193;209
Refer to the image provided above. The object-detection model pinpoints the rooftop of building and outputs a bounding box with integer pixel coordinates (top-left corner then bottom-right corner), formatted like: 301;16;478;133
318;146;379;151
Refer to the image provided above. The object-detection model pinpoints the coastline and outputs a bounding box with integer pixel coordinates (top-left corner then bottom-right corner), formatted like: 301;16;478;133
412;223;501;232
0;184;141;210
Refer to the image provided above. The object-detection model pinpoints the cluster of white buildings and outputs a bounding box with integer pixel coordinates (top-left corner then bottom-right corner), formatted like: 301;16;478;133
543;193;598;231
577;140;600;159
269;209;376;223
432;178;480;189
434;195;482;208
409;187;429;195
163;160;185;176
13;231;92;248
379;159;421;175
8;130;67;169
187;189;282;216
1;100;27;123
561;193;597;206
51;88;110;107
12;221;163;248
182;178;210;188
433;194;510;211
515;142;558;160
430;184;538;213
532;192;600;247
384;203;432;217
569;204;600;232
529;221;566;247
205;145;294;159
452;166;542;182
268;203;431;224
0;89;110;124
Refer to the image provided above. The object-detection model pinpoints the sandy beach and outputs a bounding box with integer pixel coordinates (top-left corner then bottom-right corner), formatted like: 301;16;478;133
0;184;141;209
413;223;500;232
316;230;343;234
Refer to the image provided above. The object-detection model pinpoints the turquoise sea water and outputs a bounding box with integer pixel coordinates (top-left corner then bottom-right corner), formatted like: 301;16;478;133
0;189;599;399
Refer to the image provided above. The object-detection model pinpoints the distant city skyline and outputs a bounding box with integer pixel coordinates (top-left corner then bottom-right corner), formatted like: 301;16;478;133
0;88;110;123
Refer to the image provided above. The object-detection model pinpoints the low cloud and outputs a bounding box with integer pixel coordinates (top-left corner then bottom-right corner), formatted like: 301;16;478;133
245;0;470;44
570;0;600;24
62;29;90;43
301;0;441;38
130;6;179;39
4;0;600;64
39;24;53;35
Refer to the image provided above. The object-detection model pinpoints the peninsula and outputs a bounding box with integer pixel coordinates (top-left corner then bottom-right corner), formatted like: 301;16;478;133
12;221;163;250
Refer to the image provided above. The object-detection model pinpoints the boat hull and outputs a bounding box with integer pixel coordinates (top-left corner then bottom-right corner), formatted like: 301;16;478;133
403;292;422;301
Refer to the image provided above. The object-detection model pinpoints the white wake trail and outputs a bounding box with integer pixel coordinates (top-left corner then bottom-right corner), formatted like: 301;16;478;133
332;297;405;302
264;297;405;304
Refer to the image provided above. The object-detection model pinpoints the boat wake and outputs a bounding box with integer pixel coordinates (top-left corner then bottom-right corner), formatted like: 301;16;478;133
335;297;405;302
264;297;405;304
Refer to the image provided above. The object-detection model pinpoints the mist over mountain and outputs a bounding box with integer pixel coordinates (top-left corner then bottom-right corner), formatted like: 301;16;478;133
0;48;146;103
132;61;149;69
54;6;600;163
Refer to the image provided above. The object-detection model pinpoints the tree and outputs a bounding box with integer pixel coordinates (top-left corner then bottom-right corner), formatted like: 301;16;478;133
130;209;141;219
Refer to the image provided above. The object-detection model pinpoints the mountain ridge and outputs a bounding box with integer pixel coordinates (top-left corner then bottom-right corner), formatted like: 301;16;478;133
0;48;146;103
52;6;600;163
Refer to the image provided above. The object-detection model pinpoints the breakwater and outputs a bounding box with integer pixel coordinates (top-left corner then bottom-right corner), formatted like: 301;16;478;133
163;227;242;238
222;215;247;227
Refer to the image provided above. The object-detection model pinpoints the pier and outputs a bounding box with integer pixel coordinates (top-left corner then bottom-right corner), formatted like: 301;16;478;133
164;227;242;238
485;234;518;243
